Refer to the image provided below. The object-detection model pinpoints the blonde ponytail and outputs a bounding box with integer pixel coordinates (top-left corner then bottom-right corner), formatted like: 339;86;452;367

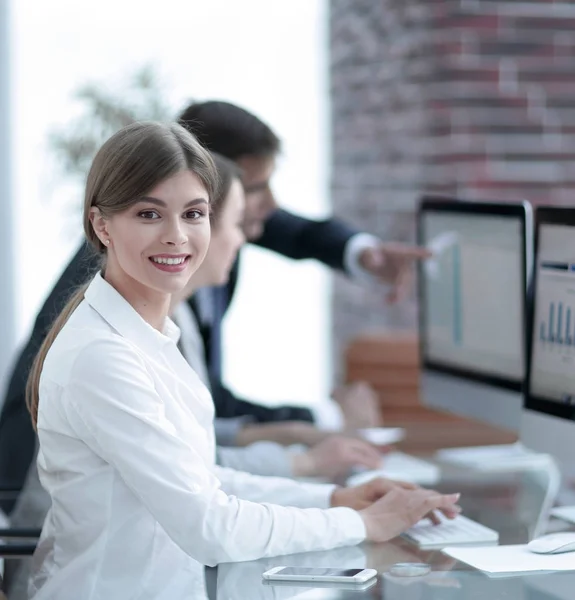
26;284;89;429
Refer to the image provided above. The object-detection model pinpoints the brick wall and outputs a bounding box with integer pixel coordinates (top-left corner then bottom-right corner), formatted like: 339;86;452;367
329;0;575;378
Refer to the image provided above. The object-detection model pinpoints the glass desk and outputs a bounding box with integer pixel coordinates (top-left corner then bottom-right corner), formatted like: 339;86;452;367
212;464;575;599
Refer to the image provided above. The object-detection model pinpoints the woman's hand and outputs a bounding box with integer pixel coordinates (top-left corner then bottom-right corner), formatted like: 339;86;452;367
330;477;419;510
359;488;461;543
292;435;382;478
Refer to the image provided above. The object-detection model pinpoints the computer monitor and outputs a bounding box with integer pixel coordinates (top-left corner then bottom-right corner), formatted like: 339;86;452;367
417;197;532;431
522;207;575;477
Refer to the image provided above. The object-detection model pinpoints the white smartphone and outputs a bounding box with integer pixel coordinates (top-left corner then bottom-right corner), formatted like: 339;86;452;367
262;577;378;592
262;566;377;584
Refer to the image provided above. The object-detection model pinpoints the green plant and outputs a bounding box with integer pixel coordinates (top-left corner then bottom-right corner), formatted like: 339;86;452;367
49;65;173;181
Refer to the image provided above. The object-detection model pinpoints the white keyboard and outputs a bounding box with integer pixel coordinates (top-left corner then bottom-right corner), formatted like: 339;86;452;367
435;443;551;471
347;452;441;487
551;506;575;524
402;513;499;549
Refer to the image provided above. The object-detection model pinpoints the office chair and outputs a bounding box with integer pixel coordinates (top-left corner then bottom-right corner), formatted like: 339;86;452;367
0;484;39;556
0;542;37;557
0;460;40;557
0;525;39;558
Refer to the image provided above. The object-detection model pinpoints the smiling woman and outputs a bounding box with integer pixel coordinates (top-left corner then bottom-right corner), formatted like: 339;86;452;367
90;169;212;327
26;121;217;425
19;120;460;600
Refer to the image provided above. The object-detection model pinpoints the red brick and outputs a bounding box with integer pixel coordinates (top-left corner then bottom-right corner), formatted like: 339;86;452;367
330;0;575;375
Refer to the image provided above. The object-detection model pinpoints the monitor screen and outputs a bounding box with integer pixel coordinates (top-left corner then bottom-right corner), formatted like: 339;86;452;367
419;201;528;388
529;221;575;412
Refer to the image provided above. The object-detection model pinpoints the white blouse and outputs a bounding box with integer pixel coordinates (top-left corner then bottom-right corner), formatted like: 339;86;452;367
30;274;365;600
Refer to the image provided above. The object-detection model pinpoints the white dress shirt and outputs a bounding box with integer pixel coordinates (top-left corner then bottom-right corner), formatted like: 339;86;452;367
342;232;383;284
30;274;365;600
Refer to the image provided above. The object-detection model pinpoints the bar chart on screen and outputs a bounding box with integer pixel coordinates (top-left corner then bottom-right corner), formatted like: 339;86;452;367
531;258;575;402
538;262;575;349
537;263;575;352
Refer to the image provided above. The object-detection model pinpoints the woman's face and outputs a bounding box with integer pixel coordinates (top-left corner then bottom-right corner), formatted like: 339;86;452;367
93;170;211;300
195;178;246;287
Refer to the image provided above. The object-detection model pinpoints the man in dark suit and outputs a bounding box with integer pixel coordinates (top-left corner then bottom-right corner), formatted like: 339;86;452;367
0;101;427;511
178;101;428;446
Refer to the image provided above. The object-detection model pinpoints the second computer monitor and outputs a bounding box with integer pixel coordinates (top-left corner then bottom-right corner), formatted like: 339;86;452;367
522;207;575;476
417;197;532;430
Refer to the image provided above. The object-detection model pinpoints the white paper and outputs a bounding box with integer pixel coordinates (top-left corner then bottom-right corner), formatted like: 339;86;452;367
444;544;575;577
358;427;405;446
425;232;459;279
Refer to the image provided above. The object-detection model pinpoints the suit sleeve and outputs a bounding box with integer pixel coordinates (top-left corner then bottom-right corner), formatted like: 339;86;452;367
254;209;360;271
210;378;314;424
0;241;100;511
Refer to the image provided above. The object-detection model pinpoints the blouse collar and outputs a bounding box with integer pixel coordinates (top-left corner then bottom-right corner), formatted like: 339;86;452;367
84;273;181;354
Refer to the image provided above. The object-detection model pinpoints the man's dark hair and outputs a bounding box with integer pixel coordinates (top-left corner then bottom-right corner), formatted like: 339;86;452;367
178;101;281;160
210;152;242;225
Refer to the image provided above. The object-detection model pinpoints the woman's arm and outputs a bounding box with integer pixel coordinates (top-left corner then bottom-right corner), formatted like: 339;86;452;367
60;338;366;566
234;421;329;447
216;442;293;477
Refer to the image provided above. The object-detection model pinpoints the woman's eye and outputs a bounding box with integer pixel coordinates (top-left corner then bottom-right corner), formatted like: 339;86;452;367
185;210;204;220
138;210;160;220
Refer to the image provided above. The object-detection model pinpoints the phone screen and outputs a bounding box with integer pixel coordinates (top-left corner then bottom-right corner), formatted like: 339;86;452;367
276;567;364;577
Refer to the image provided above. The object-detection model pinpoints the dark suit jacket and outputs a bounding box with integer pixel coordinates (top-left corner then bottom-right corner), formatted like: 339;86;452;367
0;209;359;512
196;209;358;420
